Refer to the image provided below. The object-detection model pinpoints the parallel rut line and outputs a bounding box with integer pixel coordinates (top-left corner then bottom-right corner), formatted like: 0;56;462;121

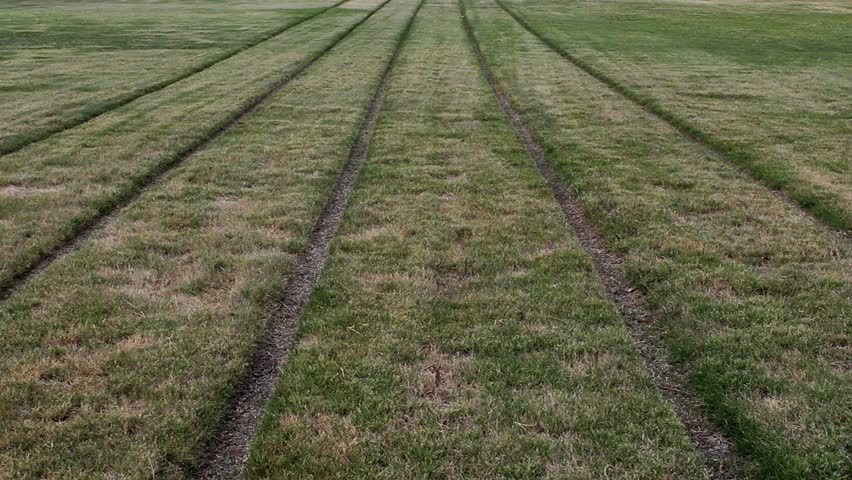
0;0;348;158
194;0;424;477
459;1;739;478
493;0;848;238
0;0;394;305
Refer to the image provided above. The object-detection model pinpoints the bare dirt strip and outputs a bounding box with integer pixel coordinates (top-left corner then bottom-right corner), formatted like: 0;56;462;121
0;0;394;305
459;1;739;478
492;0;849;239
0;0;347;158
194;0;424;477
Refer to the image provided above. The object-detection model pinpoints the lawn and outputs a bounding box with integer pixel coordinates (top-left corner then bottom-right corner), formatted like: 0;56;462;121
465;0;850;476
0;0;340;154
0;0;383;293
0;0;849;478
0;0;416;476
494;0;852;231
247;2;705;476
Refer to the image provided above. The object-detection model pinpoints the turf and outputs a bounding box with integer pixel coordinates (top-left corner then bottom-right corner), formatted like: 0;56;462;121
0;0;342;154
244;1;706;477
0;0;849;478
465;0;851;477
494;0;852;232
0;0;386;291
0;0;418;476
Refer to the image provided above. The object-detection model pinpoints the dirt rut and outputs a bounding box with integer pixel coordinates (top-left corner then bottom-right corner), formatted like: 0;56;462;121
460;1;739;478
194;1;424;477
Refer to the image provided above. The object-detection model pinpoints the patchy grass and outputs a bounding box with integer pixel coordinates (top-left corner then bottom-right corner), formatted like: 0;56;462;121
0;0;418;476
0;0;344;154
0;0;387;290
245;1;706;477
1;0;848;477
465;0;851;477
494;0;852;231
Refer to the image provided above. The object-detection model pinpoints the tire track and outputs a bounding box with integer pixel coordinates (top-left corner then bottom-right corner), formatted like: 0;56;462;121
194;1;423;477
0;0;347;158
459;1;739;478
0;0;394;305
492;0;849;238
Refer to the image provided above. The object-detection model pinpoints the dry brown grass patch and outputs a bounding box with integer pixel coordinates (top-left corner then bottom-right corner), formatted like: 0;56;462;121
277;413;360;464
401;348;477;407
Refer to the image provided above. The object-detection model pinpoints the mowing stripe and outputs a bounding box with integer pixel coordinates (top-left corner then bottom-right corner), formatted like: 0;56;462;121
0;0;394;305
459;1;739;478
492;0;849;237
0;0;347;158
194;0;423;477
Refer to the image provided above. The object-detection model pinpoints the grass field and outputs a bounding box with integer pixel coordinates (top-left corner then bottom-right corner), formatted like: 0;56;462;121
0;0;849;478
0;0;381;293
0;0;341;154
494;0;852;232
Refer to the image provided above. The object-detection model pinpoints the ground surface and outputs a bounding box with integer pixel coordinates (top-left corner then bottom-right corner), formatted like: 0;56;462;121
0;0;849;478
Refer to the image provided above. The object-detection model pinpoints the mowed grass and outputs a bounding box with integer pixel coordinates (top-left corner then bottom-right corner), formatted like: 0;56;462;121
244;1;706;477
0;0;419;476
0;0;386;291
465;0;851;477
0;0;340;154
1;0;849;478
496;0;852;231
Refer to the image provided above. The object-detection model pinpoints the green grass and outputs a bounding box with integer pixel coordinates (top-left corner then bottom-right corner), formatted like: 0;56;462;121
494;0;852;232
0;0;386;290
0;0;418;476
244;1;706;477
0;0;343;154
465;0;851;477
1;0;849;478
